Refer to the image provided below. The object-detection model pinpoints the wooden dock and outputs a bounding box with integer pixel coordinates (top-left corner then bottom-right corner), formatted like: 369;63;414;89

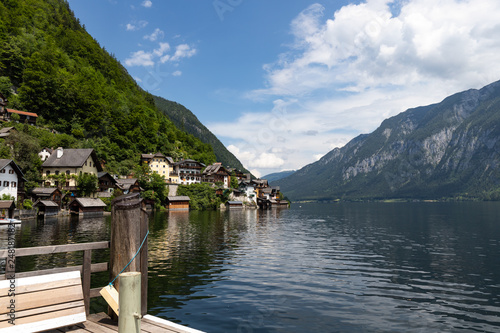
45;312;203;333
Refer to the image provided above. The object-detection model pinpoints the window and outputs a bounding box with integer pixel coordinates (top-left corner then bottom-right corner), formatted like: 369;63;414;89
55;170;59;175
66;170;70;175
3;181;9;187
89;161;92;167
0;169;5;173
11;182;16;188
46;171;51;176
8;169;14;174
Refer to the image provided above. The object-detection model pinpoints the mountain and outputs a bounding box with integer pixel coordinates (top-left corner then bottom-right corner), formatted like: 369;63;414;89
265;170;296;183
154;96;249;172
277;80;500;201
0;0;220;174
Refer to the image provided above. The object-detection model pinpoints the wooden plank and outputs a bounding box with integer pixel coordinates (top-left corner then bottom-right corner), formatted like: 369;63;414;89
0;300;83;323
0;307;86;331
0;276;80;297
0;241;109;258
0;262;108;280
90;287;104;298
0;271;80;292
143;315;206;333
99;285;119;316
0;285;83;312
86;313;119;332
72;319;118;333
141;207;149;316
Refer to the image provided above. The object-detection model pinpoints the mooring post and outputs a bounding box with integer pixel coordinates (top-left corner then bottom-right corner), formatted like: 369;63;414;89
118;272;141;333
110;193;148;318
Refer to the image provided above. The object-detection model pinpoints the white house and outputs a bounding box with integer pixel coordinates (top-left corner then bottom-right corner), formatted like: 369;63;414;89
0;159;25;201
38;147;53;162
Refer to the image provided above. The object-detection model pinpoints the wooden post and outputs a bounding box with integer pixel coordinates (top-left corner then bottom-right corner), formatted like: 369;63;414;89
110;193;148;318
82;249;91;315
118;272;141;333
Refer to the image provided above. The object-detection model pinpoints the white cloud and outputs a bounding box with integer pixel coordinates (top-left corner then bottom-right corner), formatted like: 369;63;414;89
213;0;500;176
170;44;197;62
124;50;155;67
126;20;148;31
142;0;152;8
124;42;197;71
143;28;164;41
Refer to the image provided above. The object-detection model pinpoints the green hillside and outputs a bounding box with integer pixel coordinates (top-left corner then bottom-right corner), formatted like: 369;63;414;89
0;0;216;175
153;96;249;172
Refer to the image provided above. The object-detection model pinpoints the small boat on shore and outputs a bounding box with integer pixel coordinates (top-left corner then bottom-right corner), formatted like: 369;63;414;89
0;218;22;224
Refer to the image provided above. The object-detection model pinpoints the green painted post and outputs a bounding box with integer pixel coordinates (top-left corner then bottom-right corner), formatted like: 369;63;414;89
118;272;142;333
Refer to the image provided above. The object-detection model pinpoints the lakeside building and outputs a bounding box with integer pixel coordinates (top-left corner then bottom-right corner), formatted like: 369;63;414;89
0;159;25;203
173;159;205;185
202;162;231;188
141;152;175;182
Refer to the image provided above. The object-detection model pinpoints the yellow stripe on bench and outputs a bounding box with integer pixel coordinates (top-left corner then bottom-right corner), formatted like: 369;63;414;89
0;271;86;332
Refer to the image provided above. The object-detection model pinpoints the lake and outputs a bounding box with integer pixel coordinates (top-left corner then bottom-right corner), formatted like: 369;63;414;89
3;202;500;332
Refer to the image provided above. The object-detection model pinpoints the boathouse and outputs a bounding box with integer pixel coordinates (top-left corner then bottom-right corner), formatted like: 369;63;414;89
0;200;15;218
226;201;243;209
34;199;60;216
69;197;106;216
166;196;190;210
31;187;63;207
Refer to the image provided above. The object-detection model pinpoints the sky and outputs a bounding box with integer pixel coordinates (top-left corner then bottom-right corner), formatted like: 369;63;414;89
67;0;500;178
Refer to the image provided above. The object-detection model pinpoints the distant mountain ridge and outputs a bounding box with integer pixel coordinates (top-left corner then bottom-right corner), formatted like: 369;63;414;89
277;80;500;201
154;96;249;172
265;170;296;183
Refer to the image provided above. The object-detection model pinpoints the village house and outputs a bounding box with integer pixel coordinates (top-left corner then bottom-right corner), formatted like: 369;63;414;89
141;152;175;181
173;159;205;185
0;159;25;202
31;187;63;208
98;172;117;193
1;108;38;125
42;148;102;190
237;181;257;203
38;147;53;162
202;162;231;188
116;178;142;194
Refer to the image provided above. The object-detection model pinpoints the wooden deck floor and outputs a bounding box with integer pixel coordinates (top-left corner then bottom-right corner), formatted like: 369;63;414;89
44;313;205;333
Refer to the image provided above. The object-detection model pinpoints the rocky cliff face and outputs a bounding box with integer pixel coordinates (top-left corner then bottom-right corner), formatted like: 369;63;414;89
277;80;500;201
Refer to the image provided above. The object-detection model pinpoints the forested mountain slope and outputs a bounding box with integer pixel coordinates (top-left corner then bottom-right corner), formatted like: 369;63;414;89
0;0;216;174
154;96;249;172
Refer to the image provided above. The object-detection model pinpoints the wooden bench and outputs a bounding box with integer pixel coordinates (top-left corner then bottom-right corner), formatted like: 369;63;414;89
0;271;86;332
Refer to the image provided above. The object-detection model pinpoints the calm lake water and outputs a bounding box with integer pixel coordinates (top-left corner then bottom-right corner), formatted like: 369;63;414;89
3;202;500;332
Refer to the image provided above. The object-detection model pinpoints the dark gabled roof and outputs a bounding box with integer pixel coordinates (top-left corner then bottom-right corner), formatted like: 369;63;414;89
167;196;190;202
34;200;59;208
0;159;25;178
0;127;15;134
0;200;15;209
98;172;117;183
203;163;229;176
116;178;138;190
42;148;102;171
32;187;61;196
173;159;205;167
71;198;106;208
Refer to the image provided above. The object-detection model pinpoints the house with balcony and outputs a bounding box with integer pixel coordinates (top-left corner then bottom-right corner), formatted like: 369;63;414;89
42;148;102;191
202;163;231;188
173;159;205;185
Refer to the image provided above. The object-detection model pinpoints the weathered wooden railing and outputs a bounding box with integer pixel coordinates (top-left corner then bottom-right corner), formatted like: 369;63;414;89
0;241;110;316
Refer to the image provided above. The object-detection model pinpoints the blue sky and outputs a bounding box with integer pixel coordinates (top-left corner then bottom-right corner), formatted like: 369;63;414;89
67;0;500;177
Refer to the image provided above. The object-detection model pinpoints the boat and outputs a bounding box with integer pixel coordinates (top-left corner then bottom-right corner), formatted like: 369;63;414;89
0;218;22;224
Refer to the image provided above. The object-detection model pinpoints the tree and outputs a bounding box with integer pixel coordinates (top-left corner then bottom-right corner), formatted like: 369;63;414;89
230;172;238;189
77;173;98;197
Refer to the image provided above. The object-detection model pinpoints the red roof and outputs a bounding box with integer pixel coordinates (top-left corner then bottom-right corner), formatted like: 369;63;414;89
6;108;38;117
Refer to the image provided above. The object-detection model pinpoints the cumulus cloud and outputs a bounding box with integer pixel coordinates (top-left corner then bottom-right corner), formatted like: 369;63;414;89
227;145;285;169
124;42;197;67
213;0;500;176
172;70;182;76
142;0;152;8
143;28;164;41
126;20;148;31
